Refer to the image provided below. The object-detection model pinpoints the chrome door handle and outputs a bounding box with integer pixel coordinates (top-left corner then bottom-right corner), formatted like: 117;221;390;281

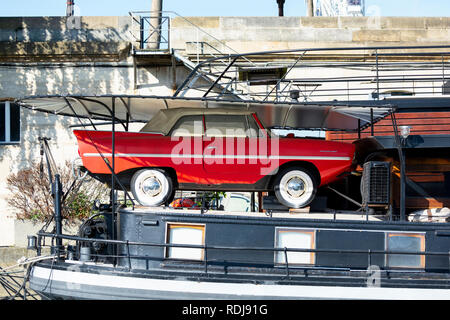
206;146;216;149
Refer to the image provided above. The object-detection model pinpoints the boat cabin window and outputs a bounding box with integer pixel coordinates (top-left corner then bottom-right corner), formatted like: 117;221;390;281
165;223;205;260
386;232;425;269
205;115;252;138
275;228;315;265
0;102;20;144
170;115;204;137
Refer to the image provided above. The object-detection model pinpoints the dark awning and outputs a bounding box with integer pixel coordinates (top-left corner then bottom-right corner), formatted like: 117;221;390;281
15;95;393;132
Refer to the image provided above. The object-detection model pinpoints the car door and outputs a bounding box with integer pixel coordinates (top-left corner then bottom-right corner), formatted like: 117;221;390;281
167;114;205;184
203;114;268;185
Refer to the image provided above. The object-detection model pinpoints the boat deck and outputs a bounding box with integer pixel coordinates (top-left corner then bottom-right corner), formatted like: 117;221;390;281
124;205;387;222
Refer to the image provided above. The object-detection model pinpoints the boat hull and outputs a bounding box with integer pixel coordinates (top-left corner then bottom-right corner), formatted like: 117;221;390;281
30;262;450;300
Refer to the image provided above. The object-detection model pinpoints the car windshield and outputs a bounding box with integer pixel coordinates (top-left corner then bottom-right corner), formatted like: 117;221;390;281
140;110;171;134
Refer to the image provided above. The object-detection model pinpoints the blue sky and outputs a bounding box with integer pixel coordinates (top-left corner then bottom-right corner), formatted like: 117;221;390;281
1;0;450;17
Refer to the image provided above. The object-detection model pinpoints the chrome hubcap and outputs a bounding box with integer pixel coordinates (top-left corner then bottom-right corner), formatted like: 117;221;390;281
142;177;162;197
286;177;305;198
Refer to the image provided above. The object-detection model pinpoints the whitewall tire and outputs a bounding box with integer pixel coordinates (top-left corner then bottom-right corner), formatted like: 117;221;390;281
274;167;317;208
130;169;173;207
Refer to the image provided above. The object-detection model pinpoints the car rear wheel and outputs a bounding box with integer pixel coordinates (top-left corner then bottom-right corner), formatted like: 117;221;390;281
130;169;174;206
273;167;317;208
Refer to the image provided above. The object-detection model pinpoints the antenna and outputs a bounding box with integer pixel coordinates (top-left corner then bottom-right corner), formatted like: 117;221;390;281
66;0;75;17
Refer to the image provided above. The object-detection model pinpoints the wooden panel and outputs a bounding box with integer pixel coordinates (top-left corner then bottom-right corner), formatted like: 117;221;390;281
406;197;450;209
328;112;450;142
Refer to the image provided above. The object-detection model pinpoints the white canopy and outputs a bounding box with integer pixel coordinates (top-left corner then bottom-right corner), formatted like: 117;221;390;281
15;95;393;132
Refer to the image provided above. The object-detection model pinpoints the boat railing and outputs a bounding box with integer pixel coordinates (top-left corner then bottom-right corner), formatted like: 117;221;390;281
35;231;450;278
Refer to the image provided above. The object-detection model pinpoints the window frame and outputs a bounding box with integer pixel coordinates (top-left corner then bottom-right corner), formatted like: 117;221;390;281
274;227;316;266
165;222;206;261
385;232;426;269
0;101;21;145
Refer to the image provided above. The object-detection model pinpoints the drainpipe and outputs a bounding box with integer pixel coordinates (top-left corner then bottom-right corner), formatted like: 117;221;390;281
306;0;314;17
148;0;163;49
277;0;285;16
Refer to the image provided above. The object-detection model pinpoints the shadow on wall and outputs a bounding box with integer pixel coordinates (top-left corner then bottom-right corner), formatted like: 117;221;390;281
0;16;134;62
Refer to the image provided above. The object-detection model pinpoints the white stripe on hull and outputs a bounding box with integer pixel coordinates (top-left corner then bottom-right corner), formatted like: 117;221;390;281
82;153;351;161
31;266;450;300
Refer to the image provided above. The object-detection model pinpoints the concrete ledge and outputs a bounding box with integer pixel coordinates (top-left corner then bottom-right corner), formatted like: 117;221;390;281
0;16;135;42
0;246;32;267
171;16;450;53
171;16;220;28
0;41;131;62
13;220;80;248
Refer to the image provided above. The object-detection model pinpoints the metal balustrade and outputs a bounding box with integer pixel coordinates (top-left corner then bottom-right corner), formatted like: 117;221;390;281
36;231;450;279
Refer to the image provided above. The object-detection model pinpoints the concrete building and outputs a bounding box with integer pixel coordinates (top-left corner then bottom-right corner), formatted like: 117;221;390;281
1;14;450;246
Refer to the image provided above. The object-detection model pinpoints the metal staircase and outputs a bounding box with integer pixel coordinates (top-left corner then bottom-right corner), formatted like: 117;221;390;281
129;11;261;101
128;11;450;105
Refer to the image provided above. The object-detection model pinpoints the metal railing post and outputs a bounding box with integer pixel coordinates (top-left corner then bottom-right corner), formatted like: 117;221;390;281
53;174;63;259
375;49;380;100
284;247;290;278
204;244;208;274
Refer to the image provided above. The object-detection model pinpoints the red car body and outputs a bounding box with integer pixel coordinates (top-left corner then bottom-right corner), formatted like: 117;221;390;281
73;108;355;207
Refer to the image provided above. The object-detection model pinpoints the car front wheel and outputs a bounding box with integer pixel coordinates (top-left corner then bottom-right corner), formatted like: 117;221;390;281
274;167;317;208
130;168;173;206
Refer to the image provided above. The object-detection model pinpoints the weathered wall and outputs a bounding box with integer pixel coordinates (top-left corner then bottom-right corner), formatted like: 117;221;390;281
171;16;450;54
0;16;136;42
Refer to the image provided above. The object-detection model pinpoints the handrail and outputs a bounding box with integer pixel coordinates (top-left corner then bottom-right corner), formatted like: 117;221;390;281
172;44;450;101
37;231;450;275
129;10;256;66
128;12;450;103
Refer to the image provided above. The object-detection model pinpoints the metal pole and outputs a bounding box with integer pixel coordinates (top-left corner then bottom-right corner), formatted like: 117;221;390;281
277;0;285;16
111;98;117;264
391;112;406;221
250;192;256;212
140;17;145;49
148;0;163;49
358;119;361;139
375;49;380;100
370;108;374;136
53;174;63;258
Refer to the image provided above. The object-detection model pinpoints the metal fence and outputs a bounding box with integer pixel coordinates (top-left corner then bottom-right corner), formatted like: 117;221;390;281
35;231;450;278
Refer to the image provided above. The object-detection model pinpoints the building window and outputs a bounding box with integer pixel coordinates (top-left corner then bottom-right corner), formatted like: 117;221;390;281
386;232;425;269
0;102;20;144
275;228;315;265
166;223;205;260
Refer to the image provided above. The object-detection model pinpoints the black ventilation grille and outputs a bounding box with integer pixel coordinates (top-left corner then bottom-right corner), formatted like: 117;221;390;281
362;161;391;206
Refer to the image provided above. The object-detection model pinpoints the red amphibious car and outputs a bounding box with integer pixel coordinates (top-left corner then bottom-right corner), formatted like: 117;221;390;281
74;108;356;208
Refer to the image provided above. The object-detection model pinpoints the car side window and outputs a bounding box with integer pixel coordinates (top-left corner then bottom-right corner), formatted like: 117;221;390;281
170;115;204;137
205;115;249;138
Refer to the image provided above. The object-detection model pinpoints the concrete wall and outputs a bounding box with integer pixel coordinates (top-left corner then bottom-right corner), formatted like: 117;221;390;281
171;16;450;54
0;16;136;43
0;16;139;63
